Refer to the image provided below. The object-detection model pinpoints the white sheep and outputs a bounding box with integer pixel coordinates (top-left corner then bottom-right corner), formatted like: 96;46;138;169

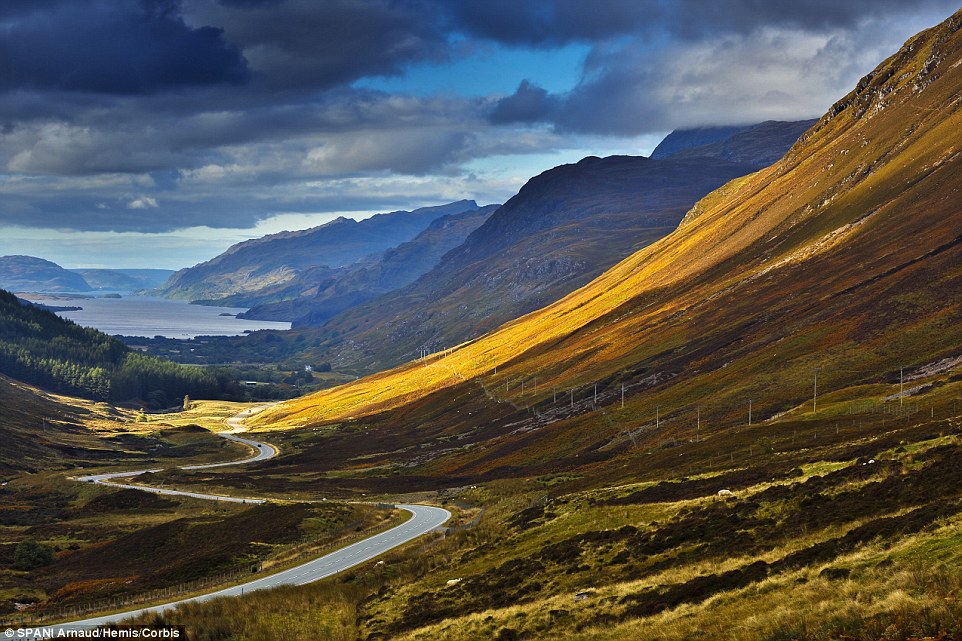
717;489;734;498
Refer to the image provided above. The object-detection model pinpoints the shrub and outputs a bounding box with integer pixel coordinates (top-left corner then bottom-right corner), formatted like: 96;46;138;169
13;539;54;570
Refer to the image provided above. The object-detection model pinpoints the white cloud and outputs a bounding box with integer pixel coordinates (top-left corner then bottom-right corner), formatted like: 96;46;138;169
127;197;159;209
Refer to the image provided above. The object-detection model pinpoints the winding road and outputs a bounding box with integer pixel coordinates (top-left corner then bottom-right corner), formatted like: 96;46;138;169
74;405;279;503
48;406;451;631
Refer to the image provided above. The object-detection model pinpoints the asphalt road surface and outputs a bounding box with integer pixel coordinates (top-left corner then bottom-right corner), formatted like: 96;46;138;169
48;406;452;630
74;405;278;503
46;504;450;631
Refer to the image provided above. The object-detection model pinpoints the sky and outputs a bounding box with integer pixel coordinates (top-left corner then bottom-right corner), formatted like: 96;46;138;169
0;0;958;269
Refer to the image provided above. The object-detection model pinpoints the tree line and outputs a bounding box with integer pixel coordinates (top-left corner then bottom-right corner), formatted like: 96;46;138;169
0;289;232;406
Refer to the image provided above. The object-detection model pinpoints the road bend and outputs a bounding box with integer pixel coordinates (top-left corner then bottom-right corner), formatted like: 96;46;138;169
46;406;452;630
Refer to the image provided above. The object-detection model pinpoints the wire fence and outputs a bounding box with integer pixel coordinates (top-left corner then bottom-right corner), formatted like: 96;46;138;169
1;515;400;627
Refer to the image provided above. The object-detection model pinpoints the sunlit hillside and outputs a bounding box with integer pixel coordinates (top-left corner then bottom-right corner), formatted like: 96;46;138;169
0;374;135;473
255;9;962;433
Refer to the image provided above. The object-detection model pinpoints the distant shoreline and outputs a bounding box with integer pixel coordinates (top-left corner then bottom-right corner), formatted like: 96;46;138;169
17;294;291;339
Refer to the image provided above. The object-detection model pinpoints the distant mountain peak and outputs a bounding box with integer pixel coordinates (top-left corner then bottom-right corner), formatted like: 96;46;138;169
649;125;749;159
650;120;818;167
157;200;485;301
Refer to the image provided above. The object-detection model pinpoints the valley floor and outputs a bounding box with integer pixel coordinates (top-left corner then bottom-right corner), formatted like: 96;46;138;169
100;370;962;640
4;355;962;640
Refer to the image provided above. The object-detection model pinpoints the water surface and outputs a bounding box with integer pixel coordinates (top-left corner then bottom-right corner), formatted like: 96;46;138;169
29;295;291;339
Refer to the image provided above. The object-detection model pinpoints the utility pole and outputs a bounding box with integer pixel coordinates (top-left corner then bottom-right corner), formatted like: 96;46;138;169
594;384;597;405
521;380;525;396
813;367;821;414
900;367;904;409
656;406;660;430
696;408;700;443
621;384;625;409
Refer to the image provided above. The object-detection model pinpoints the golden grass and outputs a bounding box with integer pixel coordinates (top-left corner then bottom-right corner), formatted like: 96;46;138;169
152;399;257;431
251;15;962;433
386;500;962;641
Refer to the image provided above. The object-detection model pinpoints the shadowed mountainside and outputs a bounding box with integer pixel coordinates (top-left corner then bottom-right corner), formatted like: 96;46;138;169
72;269;174;292
654;119;818;166
289;122;813;372
237;205;498;322
648;124;751;159
156;200;483;302
149;121;811;373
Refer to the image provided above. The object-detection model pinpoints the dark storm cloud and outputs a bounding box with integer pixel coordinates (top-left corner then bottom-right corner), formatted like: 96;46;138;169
185;0;449;91
1;0;960;236
482;0;962;135
0;0;248;95
451;0;957;45
0;0;66;19
0;182;423;233
216;0;282;6
0;88;483;177
488;80;558;125
661;0;957;37
449;0;661;46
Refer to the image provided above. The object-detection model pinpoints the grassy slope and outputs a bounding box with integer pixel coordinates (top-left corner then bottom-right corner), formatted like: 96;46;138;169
134;378;962;640
0;374;139;474
0;395;392;618
255;10;962;435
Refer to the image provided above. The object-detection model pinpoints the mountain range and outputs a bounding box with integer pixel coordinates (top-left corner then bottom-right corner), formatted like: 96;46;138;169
156;200;487;303
266;119;815;373
140;120;815;377
236;205;498;322
72;269;173;292
0;256;172;293
255;6;962;470
650;119;817;165
0;256;93;293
